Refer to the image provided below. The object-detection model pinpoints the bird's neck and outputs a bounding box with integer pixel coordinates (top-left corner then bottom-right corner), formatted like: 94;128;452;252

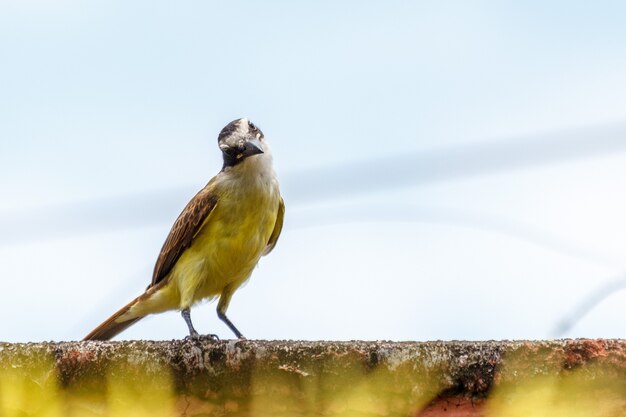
223;152;276;183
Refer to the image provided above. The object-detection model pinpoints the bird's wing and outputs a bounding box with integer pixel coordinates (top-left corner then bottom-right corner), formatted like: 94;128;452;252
151;180;219;287
263;196;285;256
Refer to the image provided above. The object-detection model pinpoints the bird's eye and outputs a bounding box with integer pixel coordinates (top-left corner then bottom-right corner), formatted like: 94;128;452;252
248;121;257;131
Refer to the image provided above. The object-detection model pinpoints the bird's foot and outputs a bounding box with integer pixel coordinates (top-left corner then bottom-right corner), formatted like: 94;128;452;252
185;329;200;340
203;333;220;342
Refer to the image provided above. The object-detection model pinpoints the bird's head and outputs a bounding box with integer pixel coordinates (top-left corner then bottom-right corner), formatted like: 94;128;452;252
218;118;267;168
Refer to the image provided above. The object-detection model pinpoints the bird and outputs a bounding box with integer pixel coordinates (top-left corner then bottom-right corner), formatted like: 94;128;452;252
83;118;284;341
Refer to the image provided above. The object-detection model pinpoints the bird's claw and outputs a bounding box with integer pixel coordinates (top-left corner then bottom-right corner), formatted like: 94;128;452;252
185;330;200;340
185;332;220;342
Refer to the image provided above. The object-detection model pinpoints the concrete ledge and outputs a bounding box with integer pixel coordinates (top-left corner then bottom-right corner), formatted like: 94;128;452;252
1;339;625;416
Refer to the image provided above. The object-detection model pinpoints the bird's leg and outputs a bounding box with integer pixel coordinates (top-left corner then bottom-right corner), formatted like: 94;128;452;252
181;308;219;341
181;308;199;339
217;310;245;339
217;287;246;339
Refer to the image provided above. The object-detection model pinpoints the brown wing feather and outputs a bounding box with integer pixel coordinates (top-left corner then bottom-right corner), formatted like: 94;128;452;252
151;181;219;286
263;196;285;256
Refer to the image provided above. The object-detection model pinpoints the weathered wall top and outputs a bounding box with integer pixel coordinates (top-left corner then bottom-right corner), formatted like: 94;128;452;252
1;339;624;416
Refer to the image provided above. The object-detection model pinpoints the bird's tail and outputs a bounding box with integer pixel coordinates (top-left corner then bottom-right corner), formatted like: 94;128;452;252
83;295;145;341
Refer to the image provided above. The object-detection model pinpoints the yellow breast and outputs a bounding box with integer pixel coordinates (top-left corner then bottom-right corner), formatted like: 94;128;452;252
171;169;280;307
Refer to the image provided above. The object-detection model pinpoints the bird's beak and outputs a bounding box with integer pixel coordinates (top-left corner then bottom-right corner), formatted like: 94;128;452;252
241;138;264;157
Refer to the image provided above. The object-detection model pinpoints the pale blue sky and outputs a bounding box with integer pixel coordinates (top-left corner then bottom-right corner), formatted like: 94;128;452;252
2;1;626;342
